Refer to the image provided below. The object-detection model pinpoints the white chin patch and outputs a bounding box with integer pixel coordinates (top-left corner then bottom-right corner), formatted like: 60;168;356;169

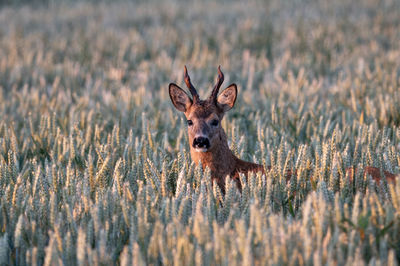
195;148;208;153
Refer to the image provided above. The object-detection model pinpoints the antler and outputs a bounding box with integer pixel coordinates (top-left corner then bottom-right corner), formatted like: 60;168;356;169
184;66;199;103
209;65;224;103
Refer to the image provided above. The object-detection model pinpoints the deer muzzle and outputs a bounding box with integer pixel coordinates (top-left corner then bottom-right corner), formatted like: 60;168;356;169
193;136;210;152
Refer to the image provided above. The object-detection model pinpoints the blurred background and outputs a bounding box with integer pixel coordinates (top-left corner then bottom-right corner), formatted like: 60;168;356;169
0;0;399;128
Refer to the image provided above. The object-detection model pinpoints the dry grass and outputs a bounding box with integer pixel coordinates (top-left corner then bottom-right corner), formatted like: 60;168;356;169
0;0;399;264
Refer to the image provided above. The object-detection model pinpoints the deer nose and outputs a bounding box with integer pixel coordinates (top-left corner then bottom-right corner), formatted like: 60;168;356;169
193;137;210;149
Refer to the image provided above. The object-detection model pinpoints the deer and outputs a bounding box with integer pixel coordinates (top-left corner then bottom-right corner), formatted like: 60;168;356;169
169;66;396;194
169;66;264;193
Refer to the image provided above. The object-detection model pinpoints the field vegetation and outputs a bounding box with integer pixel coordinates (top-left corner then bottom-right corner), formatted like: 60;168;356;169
0;0;399;264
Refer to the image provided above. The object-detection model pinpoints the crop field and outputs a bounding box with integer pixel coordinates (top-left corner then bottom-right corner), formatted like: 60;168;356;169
0;0;399;265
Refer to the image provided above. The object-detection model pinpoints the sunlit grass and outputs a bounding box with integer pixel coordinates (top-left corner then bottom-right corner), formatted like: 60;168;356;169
0;0;399;264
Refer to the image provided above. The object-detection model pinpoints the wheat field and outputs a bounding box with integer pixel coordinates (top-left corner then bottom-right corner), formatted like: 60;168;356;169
0;0;399;265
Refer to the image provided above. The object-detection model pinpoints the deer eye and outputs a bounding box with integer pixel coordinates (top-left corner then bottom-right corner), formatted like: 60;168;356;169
187;120;193;126
211;119;219;127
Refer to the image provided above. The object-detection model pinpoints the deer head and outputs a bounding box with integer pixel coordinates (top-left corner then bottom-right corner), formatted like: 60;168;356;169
169;66;237;153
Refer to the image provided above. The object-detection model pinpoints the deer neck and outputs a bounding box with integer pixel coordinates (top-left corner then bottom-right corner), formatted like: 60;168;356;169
189;130;236;178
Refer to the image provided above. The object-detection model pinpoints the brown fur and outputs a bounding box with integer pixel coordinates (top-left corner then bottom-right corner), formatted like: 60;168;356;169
189;125;264;194
345;166;396;185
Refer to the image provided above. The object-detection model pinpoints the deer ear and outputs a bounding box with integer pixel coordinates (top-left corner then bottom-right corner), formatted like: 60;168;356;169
169;83;193;112
217;84;237;112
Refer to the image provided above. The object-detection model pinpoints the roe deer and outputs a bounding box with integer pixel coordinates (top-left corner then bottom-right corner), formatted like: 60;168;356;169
169;66;264;193
169;66;396;194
